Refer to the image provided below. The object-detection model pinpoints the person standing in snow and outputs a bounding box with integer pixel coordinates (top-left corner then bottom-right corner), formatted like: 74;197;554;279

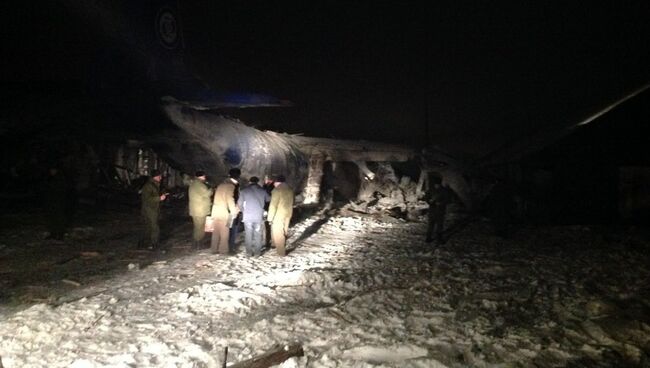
210;168;240;255
267;174;294;256
485;178;514;238
188;170;213;250
237;176;271;256
424;176;454;244
262;175;275;248
139;169;167;250
44;163;69;240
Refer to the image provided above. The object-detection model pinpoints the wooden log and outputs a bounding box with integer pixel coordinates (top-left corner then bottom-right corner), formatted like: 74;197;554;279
222;346;228;368
229;344;304;368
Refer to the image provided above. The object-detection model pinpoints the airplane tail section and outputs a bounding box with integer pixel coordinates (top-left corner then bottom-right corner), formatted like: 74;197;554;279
63;0;289;109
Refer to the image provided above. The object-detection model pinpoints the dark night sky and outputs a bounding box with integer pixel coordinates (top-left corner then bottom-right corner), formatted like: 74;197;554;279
2;1;649;157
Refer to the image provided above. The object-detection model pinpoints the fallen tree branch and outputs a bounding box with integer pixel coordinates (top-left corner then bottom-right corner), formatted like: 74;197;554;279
229;344;304;368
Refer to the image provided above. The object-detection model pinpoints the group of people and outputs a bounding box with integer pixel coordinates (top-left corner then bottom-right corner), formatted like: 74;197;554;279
140;168;295;257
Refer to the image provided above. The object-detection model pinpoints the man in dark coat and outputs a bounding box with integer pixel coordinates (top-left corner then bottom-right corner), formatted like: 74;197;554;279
188;170;213;250
228;171;242;254
424;177;454;244
238;176;271;256
45;165;68;240
262;175;275;247
140;170;167;250
485;178;514;238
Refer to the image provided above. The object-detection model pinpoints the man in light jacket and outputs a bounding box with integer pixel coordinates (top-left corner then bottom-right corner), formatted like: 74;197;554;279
238;176;271;256
210;168;240;254
267;174;294;256
188;170;213;250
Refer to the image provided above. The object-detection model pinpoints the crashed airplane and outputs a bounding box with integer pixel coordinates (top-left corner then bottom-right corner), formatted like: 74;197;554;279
161;97;416;205
55;0;431;208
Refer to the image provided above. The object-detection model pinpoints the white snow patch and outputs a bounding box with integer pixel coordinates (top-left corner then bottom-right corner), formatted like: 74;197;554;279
341;344;429;363
1;215;647;367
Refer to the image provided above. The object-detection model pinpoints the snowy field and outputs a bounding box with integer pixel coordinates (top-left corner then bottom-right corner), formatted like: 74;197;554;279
1;210;650;367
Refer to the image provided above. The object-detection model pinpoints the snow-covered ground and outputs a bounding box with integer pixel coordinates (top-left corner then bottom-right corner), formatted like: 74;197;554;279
1;210;649;367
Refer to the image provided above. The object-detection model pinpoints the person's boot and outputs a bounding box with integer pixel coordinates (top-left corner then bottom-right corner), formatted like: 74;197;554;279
192;241;200;251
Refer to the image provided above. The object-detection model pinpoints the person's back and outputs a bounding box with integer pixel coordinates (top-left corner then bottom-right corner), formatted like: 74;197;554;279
212;179;237;221
268;177;294;256
238;178;270;256
268;182;294;222
210;168;241;254
188;177;212;217
239;183;270;223
188;171;213;249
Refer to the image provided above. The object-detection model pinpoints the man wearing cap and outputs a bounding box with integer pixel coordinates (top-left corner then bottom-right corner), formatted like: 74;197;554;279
188;170;213;250
238;176;271;256
210;168;241;254
267;174;294;256
140;170;167;250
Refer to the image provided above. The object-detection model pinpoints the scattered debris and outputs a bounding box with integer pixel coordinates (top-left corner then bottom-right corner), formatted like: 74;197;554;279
195;260;213;268
55;254;80;265
229;344;304;368
61;279;81;287
79;251;101;258
1;209;649;366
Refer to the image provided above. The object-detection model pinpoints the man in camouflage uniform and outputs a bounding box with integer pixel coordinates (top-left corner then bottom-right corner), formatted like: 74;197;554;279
188;170;213;250
140;170;167;250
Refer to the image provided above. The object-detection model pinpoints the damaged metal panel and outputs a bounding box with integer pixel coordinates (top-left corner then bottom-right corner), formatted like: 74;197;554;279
419;147;477;210
161;98;417;205
114;140;183;188
161;99;310;191
289;135;414;163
